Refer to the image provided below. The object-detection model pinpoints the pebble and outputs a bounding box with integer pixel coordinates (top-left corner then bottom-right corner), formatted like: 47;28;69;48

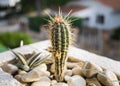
1;64;18;75
97;70;119;86
72;67;83;76
21;69;50;82
82;62;103;78
31;76;51;86
67;75;86;86
86;78;101;86
53;82;68;86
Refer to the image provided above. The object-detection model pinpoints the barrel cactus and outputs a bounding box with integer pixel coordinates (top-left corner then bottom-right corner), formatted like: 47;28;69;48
48;11;72;81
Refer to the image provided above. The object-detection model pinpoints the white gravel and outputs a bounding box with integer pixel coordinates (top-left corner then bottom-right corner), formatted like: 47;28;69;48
0;40;120;75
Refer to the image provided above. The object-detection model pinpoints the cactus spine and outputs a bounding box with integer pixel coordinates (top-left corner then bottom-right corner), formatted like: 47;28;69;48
48;12;71;81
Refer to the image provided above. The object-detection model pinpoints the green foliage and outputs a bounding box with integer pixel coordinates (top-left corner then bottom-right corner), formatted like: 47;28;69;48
0;6;17;19
11;50;50;71
43;0;72;7
28;16;50;32
20;0;71;13
21;0;36;13
0;32;33;48
28;16;82;32
111;27;120;40
0;43;8;52
70;17;82;30
0;6;8;11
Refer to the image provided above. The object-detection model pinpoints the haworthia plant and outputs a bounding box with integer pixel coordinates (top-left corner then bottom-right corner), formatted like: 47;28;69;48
48;10;72;81
11;50;50;71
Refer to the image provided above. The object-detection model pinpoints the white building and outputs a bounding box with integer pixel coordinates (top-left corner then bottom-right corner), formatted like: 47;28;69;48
0;0;20;7
0;0;21;17
57;0;120;30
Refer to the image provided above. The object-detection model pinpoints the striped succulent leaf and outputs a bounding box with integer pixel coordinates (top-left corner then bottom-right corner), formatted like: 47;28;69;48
11;50;28;66
28;52;42;67
30;54;50;70
11;50;49;72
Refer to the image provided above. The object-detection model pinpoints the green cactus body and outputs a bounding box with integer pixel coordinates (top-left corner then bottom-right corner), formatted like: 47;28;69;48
49;15;71;81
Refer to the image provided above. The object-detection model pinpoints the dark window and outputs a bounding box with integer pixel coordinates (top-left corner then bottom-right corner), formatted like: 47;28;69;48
96;15;104;24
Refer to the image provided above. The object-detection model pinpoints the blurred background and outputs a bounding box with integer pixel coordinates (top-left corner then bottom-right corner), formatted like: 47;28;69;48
0;0;120;61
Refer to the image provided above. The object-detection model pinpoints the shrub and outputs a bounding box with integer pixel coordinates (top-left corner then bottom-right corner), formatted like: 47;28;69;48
28;16;82;32
28;16;50;32
111;27;120;40
21;0;35;13
0;32;33;48
0;43;8;52
70;17;82;30
43;0;72;7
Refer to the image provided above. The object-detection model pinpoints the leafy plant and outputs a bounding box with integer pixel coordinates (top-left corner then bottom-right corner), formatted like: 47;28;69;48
28;16;50;32
0;43;8;52
111;27;120;40
11;50;50;71
0;32;33;48
43;0;72;7
20;0;36;13
28;16;82;32
70;17;82;30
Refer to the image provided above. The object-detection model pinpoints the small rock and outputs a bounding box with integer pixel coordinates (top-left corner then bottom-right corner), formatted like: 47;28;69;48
1;64;18;75
0;68;22;86
77;62;85;68
34;64;47;71
65;69;72;76
53;82;68;86
50;75;54;79
51;80;57;86
18;70;27;75
67;56;83;62
86;78;101;86
21;69;50;82
67;62;79;69
87;83;97;86
72;67;83;76
50;63;55;73
31;76;51;86
15;75;28;86
116;73;120;80
67;75;86;86
14;74;23;83
97;70;119;86
82;62;103;78
39;76;51;82
64;75;71;81
32;81;50;86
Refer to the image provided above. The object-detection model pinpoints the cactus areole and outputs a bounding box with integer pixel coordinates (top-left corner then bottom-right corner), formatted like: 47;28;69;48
48;13;71;81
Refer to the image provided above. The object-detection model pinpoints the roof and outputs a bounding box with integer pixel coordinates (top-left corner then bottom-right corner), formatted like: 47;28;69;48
98;0;120;9
51;5;87;14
